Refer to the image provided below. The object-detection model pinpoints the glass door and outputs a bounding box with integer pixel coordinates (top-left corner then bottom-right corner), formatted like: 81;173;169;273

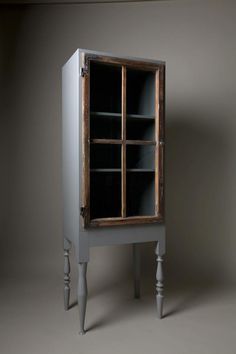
82;54;165;227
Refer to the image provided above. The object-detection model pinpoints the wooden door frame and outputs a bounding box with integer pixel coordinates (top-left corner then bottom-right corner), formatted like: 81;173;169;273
81;53;165;228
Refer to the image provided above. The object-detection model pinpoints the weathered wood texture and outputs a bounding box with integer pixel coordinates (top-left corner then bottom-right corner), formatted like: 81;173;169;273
90;139;155;145
90;215;163;227
158;65;165;219
84;54;162;71
82;53;165;227
155;70;160;215
82;54;90;227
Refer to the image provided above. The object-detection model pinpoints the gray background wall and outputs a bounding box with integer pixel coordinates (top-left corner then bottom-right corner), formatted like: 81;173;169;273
1;0;236;288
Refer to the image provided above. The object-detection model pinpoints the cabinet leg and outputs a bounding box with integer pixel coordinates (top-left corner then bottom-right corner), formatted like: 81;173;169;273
155;243;164;319
78;262;88;335
64;238;71;311
133;243;140;298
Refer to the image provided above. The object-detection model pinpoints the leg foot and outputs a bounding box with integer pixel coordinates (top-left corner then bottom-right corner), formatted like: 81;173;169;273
64;238;71;311
133;244;140;299
155;243;164;318
78;262;88;334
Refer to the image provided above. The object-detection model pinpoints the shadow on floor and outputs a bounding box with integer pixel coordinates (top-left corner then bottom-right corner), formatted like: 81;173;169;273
163;278;221;318
68;276;226;331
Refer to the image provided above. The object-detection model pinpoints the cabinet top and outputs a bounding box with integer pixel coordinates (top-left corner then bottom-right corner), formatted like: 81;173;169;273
64;48;165;68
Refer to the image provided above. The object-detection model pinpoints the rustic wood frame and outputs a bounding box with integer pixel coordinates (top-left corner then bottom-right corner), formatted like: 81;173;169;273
82;53;165;228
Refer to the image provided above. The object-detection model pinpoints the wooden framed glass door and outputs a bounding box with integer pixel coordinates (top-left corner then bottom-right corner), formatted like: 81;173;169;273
82;54;165;227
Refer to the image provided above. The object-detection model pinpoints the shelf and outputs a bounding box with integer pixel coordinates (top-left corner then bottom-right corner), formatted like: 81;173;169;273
127;114;155;120
90;112;155;141
90;169;154;172
91;112;121;118
126;140;155;145
90;139;155;145
90;111;155;120
90;139;122;145
90;169;121;172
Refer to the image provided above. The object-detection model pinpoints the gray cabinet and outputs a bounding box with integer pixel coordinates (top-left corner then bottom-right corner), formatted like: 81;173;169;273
62;49;166;334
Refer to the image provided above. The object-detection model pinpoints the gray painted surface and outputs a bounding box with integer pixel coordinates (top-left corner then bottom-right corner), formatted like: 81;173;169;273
62;48;166;263
62;50;80;245
133;243;140;299
78;262;88;334
156;242;164;318
62;49;166;331
63;238;71;311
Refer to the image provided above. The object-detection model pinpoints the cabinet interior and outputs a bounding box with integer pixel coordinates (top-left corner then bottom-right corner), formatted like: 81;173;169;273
88;60;161;224
90;62;121;113
127;69;155;116
90;172;121;219
90;144;121;169
127;172;155;217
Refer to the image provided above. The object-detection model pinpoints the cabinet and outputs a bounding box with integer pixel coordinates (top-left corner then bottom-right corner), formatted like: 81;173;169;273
62;49;165;334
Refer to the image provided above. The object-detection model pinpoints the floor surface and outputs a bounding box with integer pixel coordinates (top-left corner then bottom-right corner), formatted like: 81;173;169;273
1;264;236;354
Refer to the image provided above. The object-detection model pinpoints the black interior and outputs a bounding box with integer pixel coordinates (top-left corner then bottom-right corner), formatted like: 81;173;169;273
90;62;121;113
90;144;121;169
90;113;121;140
90;172;121;219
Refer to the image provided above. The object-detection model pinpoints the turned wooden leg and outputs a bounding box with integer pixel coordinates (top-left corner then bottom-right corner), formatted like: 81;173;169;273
64;238;71;311
133;243;140;299
78;262;88;335
155;243;164;318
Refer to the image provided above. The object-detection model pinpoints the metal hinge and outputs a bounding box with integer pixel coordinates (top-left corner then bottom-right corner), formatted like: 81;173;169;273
80;206;86;218
159;140;165;146
80;67;88;77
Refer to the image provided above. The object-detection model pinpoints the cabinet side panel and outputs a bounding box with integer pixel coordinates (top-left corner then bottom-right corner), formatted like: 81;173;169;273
62;51;80;243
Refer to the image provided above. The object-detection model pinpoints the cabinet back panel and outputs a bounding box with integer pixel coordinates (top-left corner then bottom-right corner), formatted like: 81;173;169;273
127;69;155;116
127;172;155;216
127;145;155;169
126;118;155;140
